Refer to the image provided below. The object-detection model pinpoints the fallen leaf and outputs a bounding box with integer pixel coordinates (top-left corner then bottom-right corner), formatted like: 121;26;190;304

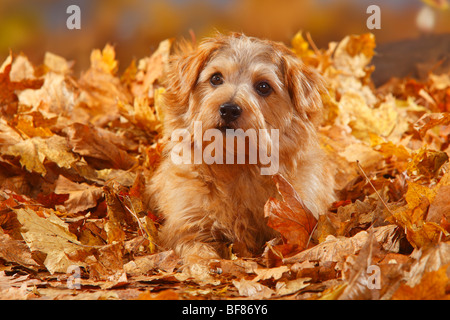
65;123;137;170
414;112;450;138
232;278;274;299
0;233;40;269
5;135;79;175
15;207;85;274
253;266;289;282
264;174;318;257
283;225;399;264
54;175;103;213
275;278;311;296
392;265;450;300
0;57;43;118
338;231;382;300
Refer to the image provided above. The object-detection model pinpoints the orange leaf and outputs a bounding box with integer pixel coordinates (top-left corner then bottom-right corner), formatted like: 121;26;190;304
392;265;450;300
264;174;318;256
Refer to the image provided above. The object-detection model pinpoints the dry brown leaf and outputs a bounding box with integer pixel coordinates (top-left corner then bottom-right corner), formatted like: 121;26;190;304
338;231;382;300
283;225;399;264
65;123;137;170
253;266;289;282
275;278;311;296
15;207;85;274
0;233;40;269
414;112;450;138
5;135;79;176
0;57;43;117
405;242;450;287
232;278;274;299
124;250;180;275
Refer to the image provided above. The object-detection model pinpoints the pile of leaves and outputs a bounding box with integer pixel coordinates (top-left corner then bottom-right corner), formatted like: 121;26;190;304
0;32;449;300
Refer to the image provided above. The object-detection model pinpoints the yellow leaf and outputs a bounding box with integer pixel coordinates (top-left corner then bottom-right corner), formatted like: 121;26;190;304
405;181;437;211
90;44;118;75
154;87;166;126
407;146;449;179
392;181;449;248
337;92;398;141
345;33;376;58
44;52;72;75
15;207;84;274
291;31;314;58
15;114;53;138
392;265;450;300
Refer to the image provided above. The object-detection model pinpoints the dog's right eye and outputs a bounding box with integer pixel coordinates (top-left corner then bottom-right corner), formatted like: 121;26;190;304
210;73;224;86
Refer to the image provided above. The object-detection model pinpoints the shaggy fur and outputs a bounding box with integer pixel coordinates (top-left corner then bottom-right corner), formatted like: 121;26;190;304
149;33;335;261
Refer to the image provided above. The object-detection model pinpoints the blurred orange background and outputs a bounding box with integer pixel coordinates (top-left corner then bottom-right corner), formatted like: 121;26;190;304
1;0;449;75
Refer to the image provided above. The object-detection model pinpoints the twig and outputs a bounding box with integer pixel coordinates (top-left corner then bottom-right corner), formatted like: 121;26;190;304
356;160;394;217
306;32;320;55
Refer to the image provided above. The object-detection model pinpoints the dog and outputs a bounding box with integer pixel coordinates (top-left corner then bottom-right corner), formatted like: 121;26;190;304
149;33;335;261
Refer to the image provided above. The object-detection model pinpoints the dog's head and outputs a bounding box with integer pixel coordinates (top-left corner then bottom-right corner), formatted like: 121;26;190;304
163;33;325;163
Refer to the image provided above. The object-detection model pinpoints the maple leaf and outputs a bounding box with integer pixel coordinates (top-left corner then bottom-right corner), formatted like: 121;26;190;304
6;135;79;176
414;112;450;138
392;265;450;300
391;181;449;249
406;146;449;180
65;123;137;170
284;225;399;265
0;57;43;118
54;175;103;214
14;207;85;274
264;174;318;259
89;44;118;75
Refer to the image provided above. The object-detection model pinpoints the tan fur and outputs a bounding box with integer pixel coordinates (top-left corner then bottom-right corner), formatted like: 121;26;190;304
149;33;335;261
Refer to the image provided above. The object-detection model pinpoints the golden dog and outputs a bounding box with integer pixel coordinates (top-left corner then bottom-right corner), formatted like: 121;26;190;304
149;33;334;261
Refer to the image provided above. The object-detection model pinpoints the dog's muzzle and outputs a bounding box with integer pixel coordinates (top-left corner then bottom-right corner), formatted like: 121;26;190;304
219;103;242;124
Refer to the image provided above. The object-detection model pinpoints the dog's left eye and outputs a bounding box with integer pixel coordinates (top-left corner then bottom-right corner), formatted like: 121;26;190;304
255;82;272;97
210;73;224;86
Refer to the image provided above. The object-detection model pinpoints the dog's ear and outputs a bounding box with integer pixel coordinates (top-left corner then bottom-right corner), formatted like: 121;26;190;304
280;52;326;125
164;39;221;108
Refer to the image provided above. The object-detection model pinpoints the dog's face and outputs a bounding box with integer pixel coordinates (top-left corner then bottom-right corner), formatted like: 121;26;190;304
163;33;325;163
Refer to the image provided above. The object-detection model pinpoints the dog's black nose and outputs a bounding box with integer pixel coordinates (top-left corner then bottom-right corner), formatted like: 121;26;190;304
219;103;242;123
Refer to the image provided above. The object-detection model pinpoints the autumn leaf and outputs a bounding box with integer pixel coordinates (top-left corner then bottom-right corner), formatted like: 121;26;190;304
0;57;43;117
391;181;449;249
89;44;118;75
392;265;450;300
65;123;137;170
264;173;318;258
232;278;274;299
284;225;399;264
338;231;382;300
406;146;449;179
0;233;40;269
414;112;450;138
15;207;85;274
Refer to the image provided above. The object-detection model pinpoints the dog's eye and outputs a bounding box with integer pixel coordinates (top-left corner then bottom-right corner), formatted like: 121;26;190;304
210;73;224;86
255;81;272;97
